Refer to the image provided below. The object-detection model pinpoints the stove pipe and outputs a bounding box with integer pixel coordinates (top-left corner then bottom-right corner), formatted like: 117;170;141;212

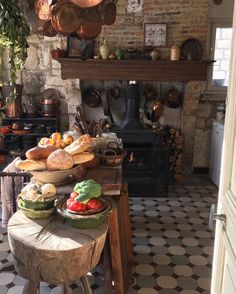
120;81;142;129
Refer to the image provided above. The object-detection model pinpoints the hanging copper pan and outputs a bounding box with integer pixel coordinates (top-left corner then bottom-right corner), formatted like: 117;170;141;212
101;1;116;25
35;0;53;21
51;1;82;34
77;9;102;39
69;0;103;9
32;19;58;37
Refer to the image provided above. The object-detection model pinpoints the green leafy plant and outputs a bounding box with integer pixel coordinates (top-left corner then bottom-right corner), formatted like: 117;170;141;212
0;0;30;101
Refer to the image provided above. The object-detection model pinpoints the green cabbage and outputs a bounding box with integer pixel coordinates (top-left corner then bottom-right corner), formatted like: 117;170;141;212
74;179;102;203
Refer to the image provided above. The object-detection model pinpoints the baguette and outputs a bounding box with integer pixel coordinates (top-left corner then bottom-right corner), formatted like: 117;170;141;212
73;152;94;165
15;159;47;171
26;145;58;160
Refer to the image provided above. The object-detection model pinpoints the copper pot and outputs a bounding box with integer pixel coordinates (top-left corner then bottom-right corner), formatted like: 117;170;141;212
51;1;82;34
77;10;102;39
2;84;22;118
69;0;103;8
41;98;59;116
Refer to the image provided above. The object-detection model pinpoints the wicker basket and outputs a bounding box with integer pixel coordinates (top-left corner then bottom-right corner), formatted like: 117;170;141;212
98;142;126;167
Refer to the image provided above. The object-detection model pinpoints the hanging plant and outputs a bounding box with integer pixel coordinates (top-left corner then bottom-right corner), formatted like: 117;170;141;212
0;0;30;102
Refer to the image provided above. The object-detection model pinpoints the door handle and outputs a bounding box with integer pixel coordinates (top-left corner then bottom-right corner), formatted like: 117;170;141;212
209;203;226;230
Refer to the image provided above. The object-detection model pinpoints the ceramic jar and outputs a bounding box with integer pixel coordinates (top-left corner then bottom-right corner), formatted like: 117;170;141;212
170;45;180;61
149;49;161;60
99;38;110;60
115;48;125;60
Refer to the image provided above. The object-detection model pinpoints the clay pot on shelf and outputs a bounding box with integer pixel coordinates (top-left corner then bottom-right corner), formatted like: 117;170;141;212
115;48;124;60
50;49;66;59
99;38;110;60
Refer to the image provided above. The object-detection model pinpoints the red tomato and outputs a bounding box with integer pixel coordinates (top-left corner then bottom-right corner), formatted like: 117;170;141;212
67;198;87;212
70;191;79;199
87;198;103;210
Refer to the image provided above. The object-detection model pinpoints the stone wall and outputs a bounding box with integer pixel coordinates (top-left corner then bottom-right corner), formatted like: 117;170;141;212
3;0;231;171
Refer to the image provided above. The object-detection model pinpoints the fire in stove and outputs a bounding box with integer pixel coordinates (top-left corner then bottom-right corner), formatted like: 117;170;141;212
128;152;136;163
126;152;144;168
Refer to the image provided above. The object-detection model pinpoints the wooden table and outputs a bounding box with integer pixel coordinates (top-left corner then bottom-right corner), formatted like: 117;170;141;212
105;183;133;294
57;167;134;294
8;210;108;294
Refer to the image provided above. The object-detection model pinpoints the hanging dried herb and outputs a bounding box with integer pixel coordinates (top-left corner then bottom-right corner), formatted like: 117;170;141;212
0;0;30;101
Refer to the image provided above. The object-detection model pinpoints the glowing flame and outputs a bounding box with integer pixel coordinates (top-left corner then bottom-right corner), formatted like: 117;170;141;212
128;152;136;162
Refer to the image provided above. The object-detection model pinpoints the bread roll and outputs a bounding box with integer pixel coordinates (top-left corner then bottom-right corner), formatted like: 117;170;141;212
15;159;47;171
73;152;94;165
26;145;58;160
64;141;90;155
47;149;74;171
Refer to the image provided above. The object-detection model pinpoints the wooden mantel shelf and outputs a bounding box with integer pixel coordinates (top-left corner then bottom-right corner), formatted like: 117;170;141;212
56;58;214;81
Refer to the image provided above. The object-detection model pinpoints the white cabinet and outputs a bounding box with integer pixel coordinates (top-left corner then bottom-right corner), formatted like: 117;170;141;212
209;120;225;186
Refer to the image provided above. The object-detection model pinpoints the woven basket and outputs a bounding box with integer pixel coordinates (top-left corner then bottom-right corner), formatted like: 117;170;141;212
98;142;126;167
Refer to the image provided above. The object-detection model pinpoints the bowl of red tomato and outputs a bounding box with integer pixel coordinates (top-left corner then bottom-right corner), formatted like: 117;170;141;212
56;196;113;229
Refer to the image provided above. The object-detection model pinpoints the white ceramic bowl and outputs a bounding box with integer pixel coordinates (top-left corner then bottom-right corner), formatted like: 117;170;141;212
29;165;85;186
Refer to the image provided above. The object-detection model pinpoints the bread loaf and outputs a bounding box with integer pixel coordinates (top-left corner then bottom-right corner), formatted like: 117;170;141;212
26;145;58;160
47;149;74;171
15;159;47;171
64;141;90;155
73;152;94;165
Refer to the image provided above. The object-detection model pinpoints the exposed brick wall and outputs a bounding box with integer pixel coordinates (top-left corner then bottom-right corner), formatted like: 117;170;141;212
95;0;208;55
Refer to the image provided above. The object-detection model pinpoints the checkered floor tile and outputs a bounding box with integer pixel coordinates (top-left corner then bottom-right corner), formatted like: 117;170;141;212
0;182;217;293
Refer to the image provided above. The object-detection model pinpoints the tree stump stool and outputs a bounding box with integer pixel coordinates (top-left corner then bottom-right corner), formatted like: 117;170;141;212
8;210;108;294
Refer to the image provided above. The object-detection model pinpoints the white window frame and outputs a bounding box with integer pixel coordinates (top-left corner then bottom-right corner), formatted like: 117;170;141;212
207;18;232;93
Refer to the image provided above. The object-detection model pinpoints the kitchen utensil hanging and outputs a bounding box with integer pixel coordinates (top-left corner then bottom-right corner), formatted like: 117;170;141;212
83;87;101;108
32;19;58;37
69;0;103;8
99;0;116;25
164;88;182;108
77;8;102;39
51;0;82;34
35;0;53;21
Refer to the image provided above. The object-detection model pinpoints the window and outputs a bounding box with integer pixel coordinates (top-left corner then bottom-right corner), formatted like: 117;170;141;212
208;19;232;92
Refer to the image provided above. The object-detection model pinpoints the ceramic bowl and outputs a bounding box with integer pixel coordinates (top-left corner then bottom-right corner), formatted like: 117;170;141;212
29;165;85;186
18;199;55;219
19;195;56;211
56;197;114;229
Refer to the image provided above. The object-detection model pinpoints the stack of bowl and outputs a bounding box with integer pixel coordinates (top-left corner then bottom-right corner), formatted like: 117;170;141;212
18;182;57;219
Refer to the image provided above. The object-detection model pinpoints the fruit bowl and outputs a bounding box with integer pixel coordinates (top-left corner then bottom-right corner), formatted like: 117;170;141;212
18;199;55;219
66;197;107;215
56;197;114;229
18;195;57;211
29;165;85;186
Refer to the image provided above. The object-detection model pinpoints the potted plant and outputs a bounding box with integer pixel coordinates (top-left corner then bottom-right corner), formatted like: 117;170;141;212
0;0;30;103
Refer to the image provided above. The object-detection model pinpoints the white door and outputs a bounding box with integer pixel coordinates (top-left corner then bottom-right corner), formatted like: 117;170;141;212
211;2;236;293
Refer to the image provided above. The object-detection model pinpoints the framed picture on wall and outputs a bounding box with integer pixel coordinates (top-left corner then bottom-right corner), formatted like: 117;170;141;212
144;23;167;47
67;36;94;59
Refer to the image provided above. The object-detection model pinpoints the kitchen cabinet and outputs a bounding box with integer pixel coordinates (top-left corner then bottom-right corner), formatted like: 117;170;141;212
209;120;224;186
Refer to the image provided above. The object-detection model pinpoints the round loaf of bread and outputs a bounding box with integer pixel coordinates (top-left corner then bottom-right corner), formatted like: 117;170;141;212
73;152;94;165
47;149;74;171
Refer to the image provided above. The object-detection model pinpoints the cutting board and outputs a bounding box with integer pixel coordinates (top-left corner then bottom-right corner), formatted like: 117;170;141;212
57;166;122;196
85;166;122;195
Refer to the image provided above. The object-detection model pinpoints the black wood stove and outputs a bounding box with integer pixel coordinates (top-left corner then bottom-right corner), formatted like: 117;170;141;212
115;81;169;197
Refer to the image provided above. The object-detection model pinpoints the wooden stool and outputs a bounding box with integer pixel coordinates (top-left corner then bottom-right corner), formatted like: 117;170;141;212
8;210;108;294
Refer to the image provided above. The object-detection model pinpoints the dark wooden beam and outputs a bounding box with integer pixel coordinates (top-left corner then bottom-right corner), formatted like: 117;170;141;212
56;59;214;81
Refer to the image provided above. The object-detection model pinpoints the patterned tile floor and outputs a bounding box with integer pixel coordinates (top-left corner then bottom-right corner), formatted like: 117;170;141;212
0;179;217;294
